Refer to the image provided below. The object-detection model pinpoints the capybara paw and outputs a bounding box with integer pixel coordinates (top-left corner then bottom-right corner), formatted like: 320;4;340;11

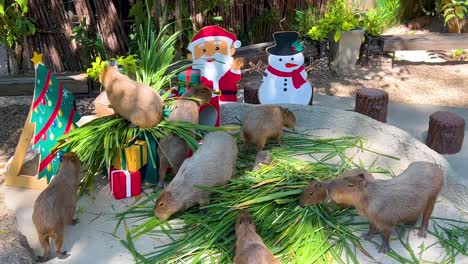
361;232;374;241
156;182;166;190
36;255;49;263
72;218;80;225
417;230;428;238
57;251;70;259
377;244;390;253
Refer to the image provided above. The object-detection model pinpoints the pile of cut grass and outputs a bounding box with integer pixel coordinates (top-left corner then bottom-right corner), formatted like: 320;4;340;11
56;115;238;196
115;136;395;263
115;134;468;263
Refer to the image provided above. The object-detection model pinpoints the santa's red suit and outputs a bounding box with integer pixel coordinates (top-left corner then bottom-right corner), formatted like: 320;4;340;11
198;69;240;126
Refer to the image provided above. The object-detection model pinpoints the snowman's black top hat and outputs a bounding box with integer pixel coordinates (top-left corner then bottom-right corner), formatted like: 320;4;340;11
266;31;301;56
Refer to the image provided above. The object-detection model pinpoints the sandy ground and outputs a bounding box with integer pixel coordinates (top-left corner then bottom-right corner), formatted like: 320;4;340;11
0;17;467;260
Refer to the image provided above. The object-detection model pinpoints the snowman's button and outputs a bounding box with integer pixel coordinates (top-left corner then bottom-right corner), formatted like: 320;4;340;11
283;88;287;91
284;83;287;86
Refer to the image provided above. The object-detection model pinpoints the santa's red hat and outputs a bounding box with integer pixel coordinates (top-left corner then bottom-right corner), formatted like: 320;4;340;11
188;26;241;52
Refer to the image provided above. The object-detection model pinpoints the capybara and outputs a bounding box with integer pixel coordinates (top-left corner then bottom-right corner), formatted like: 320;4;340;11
99;65;163;128
157;86;212;188
93;91;114;117
234;210;281;264
300;169;375;206
327;162;444;253
32;152;81;262
242;105;296;152
253;150;271;171
154;131;238;220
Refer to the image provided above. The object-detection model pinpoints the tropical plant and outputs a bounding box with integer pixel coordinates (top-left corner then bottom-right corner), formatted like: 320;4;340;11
0;0;35;48
360;0;400;37
307;0;360;42
294;7;323;36
70;17;107;66
439;0;468;33
86;55;139;81
453;48;468;60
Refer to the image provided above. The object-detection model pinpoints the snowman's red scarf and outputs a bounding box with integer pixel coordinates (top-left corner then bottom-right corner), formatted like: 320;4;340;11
266;65;307;89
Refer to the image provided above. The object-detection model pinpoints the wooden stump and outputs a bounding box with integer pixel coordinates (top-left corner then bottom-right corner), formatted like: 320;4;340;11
355;88;389;122
426;111;465;154
243;81;260;104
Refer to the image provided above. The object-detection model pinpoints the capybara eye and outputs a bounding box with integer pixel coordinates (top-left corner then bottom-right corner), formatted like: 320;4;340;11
202;49;206;53
159;202;164;207
215;46;220;50
347;183;354;187
309;192;314;196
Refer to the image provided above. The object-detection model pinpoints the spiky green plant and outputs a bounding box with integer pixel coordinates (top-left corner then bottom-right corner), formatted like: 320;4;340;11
134;2;189;93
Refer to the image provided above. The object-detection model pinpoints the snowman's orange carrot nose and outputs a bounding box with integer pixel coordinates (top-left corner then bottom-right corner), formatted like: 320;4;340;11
285;63;298;68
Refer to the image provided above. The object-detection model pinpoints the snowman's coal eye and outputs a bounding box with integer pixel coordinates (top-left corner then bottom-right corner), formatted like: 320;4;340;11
291;58;294;61
279;58;282;62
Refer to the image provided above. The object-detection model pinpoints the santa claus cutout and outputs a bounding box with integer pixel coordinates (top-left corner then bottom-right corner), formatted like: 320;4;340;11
187;26;243;126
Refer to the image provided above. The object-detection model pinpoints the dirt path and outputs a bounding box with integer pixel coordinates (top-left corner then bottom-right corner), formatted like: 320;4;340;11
310;59;468;108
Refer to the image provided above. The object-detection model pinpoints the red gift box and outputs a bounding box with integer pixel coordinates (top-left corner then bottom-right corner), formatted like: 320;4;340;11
109;168;142;200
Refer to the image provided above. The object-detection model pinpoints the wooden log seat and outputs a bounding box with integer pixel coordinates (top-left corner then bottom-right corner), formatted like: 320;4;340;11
354;88;389;123
426;111;465;154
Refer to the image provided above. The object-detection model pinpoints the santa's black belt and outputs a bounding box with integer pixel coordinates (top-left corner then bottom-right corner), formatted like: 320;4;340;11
219;90;237;95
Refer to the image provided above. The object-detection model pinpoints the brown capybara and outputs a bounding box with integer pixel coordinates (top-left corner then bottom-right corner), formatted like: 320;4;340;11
242;105;296;152
253;150;271;171
93;91;114;117
300;169;375;206
32;152;81;262
99;65;163;128
154;131;238;220
234;210;281;264
157;86;212;188
327;162;444;253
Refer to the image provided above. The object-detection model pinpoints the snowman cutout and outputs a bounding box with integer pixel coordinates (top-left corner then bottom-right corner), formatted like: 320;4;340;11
256;32;313;105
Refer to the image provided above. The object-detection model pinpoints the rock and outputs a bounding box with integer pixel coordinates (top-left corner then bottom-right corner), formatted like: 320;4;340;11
221;103;468;210
93;91;114;117
77;115;98;127
4;146;38;176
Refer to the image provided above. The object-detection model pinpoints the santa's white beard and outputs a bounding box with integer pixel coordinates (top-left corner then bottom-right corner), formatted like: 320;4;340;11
193;53;233;90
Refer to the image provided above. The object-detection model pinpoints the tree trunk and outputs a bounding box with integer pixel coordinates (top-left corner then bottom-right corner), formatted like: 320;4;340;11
94;0;128;57
174;0;183;58
27;0;83;72
74;0;96;28
355;88;388;123
426;111;465;154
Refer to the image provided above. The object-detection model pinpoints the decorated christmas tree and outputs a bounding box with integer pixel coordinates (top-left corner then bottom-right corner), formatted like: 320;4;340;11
30;52;81;182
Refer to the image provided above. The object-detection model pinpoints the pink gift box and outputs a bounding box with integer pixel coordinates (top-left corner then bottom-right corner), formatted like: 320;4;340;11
109;168;141;200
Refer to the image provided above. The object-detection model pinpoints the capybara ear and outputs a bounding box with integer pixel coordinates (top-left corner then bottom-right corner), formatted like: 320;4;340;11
359;177;368;187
